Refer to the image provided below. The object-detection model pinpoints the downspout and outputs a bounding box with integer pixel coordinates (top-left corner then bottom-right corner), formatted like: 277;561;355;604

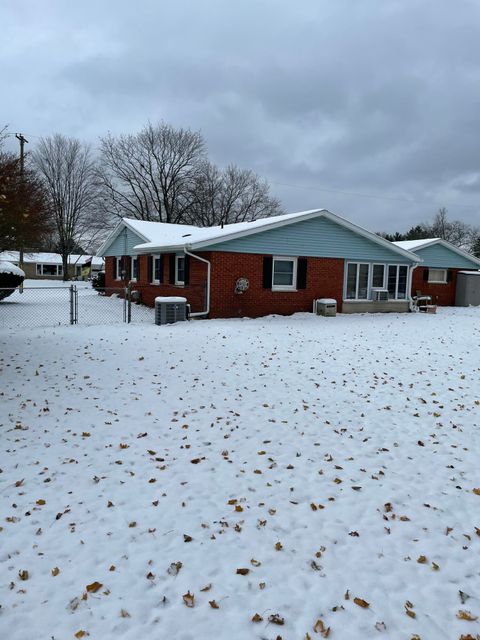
184;247;211;317
408;263;419;312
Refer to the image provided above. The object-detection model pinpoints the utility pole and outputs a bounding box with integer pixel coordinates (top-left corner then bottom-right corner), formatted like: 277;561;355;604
15;133;28;292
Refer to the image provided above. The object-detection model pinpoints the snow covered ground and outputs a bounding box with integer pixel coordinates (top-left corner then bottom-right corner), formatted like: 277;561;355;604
0;280;153;329
1;308;480;639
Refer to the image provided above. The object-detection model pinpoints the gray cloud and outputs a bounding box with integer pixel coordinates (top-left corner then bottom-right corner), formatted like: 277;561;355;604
2;0;480;231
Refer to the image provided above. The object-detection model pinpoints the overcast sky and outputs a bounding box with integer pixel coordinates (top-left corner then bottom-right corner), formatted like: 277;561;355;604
2;0;480;231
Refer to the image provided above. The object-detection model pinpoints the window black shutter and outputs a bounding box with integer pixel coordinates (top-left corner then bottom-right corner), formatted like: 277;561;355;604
124;256;130;280
423;268;429;282
184;255;190;285
169;254;176;284
113;257;117;280
263;256;273;288
447;269;453;282
147;256;153;283
159;255;164;283
297;258;307;289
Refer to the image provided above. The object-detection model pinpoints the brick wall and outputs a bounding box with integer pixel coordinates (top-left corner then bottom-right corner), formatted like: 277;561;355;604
412;267;458;306
105;253;345;318
209;252;344;318
104;254;208;313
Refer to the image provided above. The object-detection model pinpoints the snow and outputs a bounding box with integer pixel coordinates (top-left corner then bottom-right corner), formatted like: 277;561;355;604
459;270;480;275
0;251;104;267
393;239;439;251
155;296;187;303
1;308;480;639
0;260;25;277
316;298;337;304
0;280;154;330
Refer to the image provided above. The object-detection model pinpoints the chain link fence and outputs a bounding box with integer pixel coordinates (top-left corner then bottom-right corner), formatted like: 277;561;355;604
0;283;154;330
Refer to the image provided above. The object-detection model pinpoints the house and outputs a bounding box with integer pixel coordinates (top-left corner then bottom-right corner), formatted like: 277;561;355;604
97;209;423;318
0;251;104;280
393;239;480;306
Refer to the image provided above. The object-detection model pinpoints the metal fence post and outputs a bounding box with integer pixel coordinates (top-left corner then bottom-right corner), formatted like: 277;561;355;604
127;285;132;323
70;285;74;324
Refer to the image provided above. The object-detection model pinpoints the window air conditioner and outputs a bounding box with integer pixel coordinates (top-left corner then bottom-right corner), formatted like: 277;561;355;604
371;288;389;302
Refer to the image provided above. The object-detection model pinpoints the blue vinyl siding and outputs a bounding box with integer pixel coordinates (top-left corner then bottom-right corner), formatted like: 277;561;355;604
202;216;416;263
414;244;480;269
102;227;146;257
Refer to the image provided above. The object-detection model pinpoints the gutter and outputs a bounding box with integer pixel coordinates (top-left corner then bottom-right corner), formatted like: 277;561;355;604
408;263;419;312
183;248;211;317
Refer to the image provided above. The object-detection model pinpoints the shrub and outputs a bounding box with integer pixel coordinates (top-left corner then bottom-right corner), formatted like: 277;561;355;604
0;262;25;301
91;271;105;292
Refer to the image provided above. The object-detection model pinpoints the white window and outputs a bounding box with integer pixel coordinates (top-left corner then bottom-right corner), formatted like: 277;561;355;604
372;264;385;288
272;257;297;291
36;263;62;276
152;255;162;283
175;256;185;285
428;268;447;284
387;265;409;299
346;263;370;299
115;257;122;280
131;256;139;281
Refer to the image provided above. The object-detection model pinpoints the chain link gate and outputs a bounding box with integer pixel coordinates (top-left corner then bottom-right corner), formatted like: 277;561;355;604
0;283;155;330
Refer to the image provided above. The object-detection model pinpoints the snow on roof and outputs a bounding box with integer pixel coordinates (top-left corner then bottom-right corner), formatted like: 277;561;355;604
126;210;325;252
124;209;420;261
393;239;439;250
458;270;480;275
0;251;104;267
0;260;25;277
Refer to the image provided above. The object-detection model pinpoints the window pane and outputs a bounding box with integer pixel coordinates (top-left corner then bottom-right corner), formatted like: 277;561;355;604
42;264;56;276
388;265;397;298
372;264;385;288
358;264;369;299
397;266;408;299
176;257;185;283
273;260;294;286
154;257;161;281
57;265;63;276
428;269;446;283
36;264;42;275
346;263;357;299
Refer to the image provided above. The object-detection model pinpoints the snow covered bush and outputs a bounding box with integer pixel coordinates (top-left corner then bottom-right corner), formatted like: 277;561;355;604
0;261;25;300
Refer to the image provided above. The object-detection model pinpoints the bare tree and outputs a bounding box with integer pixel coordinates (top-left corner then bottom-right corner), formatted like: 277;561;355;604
98;121;206;223
33;134;101;280
426;207;474;249
186;162;283;226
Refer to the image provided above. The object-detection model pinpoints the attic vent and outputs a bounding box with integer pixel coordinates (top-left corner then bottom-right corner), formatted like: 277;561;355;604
182;233;192;237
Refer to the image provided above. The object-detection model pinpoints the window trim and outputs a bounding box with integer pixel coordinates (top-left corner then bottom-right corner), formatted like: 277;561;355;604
345;262;410;301
427;268;447;284
345;262;371;300
175;255;185;286
36;263;63;277
371;263;386;289
152;254;161;284
272;256;298;291
130;256;139;282
115;256;122;280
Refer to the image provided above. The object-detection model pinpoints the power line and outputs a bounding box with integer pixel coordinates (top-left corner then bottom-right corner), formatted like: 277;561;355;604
270;180;479;211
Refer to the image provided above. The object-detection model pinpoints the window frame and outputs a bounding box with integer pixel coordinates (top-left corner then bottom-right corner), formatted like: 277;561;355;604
175;255;185;286
36;263;62;277
371;263;386;289
152;254;162;284
345;262;371;300
115;257;122;280
272;256;298;291
427;268;447;284
345;262;410;301
130;256;139;282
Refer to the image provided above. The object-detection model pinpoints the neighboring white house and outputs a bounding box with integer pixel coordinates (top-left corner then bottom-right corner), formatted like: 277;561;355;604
0;251;104;280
